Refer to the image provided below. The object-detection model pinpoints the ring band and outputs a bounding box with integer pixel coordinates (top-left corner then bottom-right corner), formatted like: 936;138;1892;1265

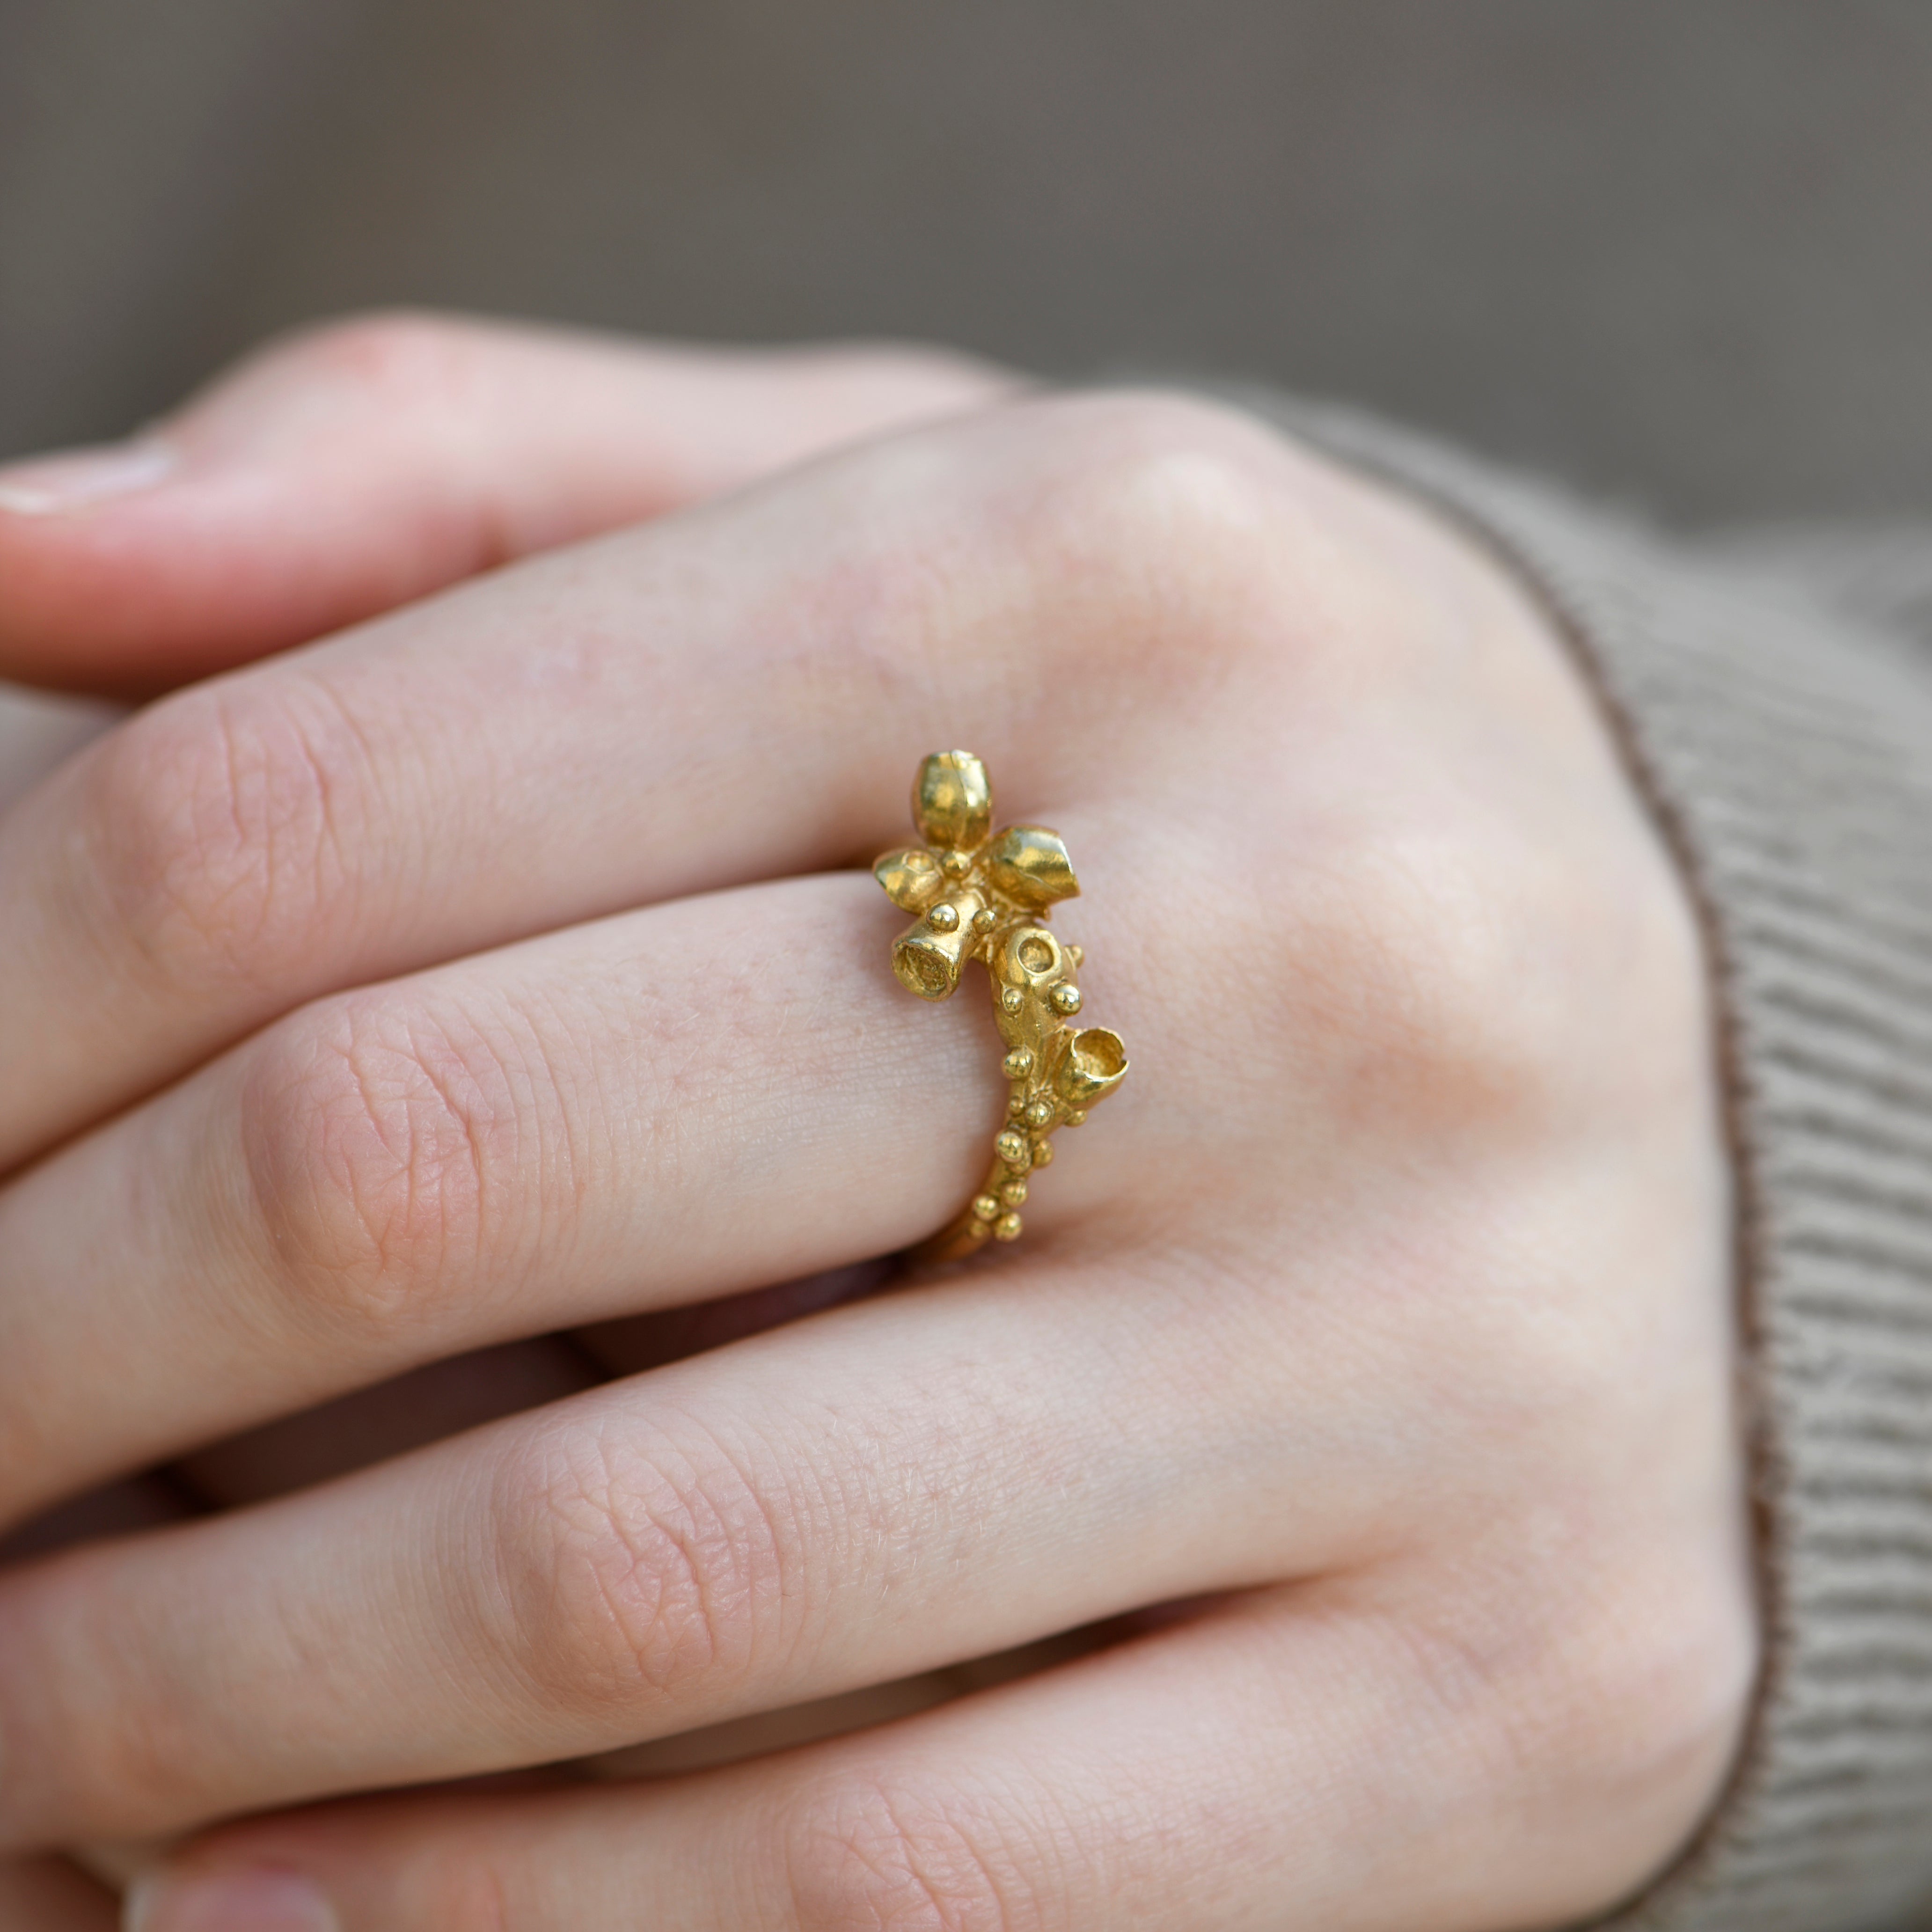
876;751;1128;1261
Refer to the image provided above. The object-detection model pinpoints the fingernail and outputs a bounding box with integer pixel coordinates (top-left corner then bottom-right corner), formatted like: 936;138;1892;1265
0;438;176;516
125;1867;338;1932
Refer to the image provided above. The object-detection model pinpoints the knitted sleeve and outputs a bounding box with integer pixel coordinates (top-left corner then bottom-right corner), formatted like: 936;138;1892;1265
1228;394;1932;1932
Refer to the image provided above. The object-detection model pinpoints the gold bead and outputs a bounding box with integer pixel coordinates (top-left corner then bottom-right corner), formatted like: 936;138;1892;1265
995;1129;1031;1168
994;1212;1023;1241
941;849;973;879
1024;1096;1054;1127
1001;1179;1028;1208
1050;982;1082;1015
1002;1046;1035;1079
1030;1136;1054;1166
972;906;998;934
1066;1109;1087;1127
1001;986;1024;1014
929;902;960;932
1008;1091;1028;1115
973;1194;1000;1221
1067;944;1084;967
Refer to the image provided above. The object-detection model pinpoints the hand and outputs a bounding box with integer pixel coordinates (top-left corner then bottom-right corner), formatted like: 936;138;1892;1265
0;320;1754;1930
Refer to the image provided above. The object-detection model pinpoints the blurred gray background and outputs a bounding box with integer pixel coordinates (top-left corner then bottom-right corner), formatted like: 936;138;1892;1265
3;0;1930;522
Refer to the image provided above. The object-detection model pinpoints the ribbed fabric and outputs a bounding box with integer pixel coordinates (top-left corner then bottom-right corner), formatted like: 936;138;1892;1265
1222;397;1932;1932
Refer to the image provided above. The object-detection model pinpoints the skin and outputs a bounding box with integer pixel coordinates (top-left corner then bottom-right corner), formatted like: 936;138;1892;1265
0;316;1756;1931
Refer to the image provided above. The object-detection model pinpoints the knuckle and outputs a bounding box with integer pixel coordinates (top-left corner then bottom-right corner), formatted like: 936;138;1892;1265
1526;1562;1755;1815
778;1774;1057;1932
84;683;367;999
259;308;491;410
239;994;523;1335
1395;1539;1754;1881
1291;808;1702;1155
1276;821;1575;1135
1015;392;1303;642
486;1417;793;1719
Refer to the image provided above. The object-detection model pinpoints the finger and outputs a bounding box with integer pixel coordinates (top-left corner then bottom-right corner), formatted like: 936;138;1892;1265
123;1592;1696;1932
0;315;1015;694
0;1264;1373;1849
0;388;1346;1171
0;873;1025;1523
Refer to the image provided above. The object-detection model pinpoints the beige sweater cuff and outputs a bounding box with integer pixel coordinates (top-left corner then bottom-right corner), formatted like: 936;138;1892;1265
1221;393;1932;1932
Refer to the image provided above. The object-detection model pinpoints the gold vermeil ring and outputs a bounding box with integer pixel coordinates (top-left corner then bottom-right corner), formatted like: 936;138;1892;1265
876;750;1128;1261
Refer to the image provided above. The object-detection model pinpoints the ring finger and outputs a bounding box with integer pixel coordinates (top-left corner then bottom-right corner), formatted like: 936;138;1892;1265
0;862;1140;1527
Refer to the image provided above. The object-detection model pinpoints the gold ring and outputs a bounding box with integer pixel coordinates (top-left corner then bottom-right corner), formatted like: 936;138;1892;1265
876;751;1128;1261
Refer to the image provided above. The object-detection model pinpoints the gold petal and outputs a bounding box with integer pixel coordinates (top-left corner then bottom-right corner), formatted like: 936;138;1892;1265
984;824;1080;907
912;750;992;851
874;845;944;911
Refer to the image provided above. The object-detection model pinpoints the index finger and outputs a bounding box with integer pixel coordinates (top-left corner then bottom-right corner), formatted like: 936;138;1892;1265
0;315;1013;694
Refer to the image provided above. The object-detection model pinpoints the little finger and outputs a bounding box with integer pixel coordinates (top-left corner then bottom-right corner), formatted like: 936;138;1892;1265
125;1591;1702;1932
